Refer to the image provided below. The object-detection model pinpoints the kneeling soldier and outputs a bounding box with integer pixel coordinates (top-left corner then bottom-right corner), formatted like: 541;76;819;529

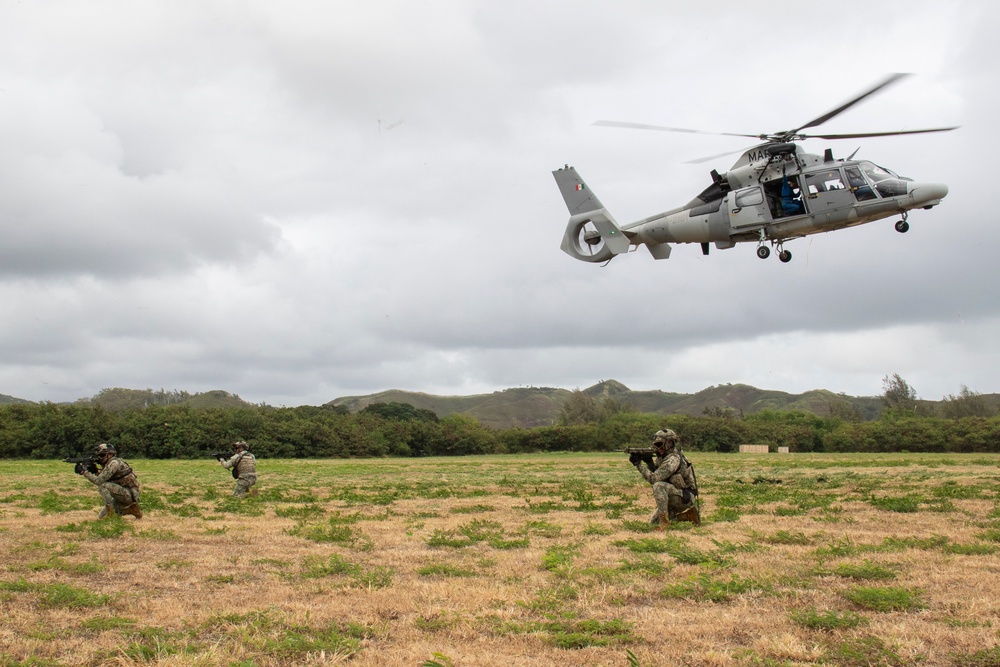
78;443;142;519
630;429;699;527
218;441;257;497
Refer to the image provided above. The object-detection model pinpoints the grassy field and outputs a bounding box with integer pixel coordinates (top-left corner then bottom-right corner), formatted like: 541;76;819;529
1;452;999;666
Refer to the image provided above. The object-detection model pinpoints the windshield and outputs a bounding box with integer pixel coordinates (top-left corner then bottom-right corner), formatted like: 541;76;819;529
859;161;898;183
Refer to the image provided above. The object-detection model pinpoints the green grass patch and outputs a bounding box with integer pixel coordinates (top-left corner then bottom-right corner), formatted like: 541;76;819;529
710;508;740;522
582;522;614;536
616;554;669;577
950;646;1000;667
789;607;867;630
80;615;137;631
541;544;578;575
0;578;110;608
830;560;898;581
868;495;921;513
761;530;814;545
524;519;563;538
842;586;925;612
976;528;1000;543
449;503;496;514
661;573;772;603
87;517;135;539
484;615;636;648
36;490;93;514
300;554;393;589
273;503;327;520
825;636;907;667
943;542;997;555
416;562;479;577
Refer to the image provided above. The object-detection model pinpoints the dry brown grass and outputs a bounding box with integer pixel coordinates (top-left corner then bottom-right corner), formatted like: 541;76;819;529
1;452;999;666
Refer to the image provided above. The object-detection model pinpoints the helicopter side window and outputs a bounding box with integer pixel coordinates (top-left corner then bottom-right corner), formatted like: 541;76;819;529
844;166;877;201
735;188;763;208
805;170;846;195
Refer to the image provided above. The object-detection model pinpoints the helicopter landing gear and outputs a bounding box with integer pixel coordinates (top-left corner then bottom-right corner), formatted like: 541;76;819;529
757;230;792;262
895;213;910;233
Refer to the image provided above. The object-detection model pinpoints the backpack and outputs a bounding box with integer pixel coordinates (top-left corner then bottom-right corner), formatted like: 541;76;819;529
679;453;698;493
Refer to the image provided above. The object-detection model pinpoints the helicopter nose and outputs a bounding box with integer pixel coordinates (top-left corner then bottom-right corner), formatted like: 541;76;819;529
908;182;949;206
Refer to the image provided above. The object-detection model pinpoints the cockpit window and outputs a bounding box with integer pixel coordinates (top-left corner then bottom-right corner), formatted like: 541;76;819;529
875;179;908;198
844;166;878;201
859;162;897;183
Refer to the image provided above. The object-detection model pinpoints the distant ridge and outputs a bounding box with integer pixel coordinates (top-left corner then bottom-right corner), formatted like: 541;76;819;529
0;393;32;406
328;380;889;429
6;382;996;429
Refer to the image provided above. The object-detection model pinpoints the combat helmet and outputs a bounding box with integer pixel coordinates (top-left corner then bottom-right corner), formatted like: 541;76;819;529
93;443;117;458
652;429;678;447
232;441;249;452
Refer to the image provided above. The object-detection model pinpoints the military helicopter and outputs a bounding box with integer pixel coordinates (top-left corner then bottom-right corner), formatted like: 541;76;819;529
553;73;956;264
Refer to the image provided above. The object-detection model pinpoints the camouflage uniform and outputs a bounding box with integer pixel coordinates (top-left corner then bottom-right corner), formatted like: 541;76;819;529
633;429;699;525
221;442;257;497
81;444;141;518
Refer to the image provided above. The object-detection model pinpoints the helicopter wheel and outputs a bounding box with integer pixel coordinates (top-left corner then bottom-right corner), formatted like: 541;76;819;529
895;220;910;233
778;250;792;263
756;246;770;259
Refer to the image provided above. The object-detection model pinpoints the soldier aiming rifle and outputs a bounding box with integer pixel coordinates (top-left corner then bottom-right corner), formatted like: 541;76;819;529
68;443;142;519
216;441;257;497
626;429;700;527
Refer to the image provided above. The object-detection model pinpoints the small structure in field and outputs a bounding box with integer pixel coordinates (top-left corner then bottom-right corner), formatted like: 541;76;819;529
739;444;770;454
777;447;790;453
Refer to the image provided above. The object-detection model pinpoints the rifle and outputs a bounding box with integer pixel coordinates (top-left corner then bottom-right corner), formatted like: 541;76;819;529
210;451;230;461
63;455;98;475
623;447;657;455
622;446;656;466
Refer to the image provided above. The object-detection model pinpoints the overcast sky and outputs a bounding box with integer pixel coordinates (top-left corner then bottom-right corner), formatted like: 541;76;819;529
1;1;996;407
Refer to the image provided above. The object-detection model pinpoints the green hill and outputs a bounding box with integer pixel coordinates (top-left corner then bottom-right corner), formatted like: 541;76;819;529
74;388;254;411
328;381;894;429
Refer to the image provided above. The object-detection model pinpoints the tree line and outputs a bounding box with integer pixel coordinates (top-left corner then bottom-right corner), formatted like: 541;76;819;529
1;398;999;459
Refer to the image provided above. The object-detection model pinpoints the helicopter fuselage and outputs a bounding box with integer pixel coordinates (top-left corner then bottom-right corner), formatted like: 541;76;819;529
554;143;948;264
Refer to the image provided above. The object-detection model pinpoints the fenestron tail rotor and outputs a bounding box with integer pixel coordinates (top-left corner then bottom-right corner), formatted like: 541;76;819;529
578;221;604;256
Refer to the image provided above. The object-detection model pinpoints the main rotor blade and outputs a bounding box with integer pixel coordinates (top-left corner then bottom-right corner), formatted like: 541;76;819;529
792;73;910;134
800;126;959;140
593;120;758;139
683;145;762;164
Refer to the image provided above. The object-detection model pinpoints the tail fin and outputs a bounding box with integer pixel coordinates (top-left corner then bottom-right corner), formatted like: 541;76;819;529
552;165;630;263
553;164;606;215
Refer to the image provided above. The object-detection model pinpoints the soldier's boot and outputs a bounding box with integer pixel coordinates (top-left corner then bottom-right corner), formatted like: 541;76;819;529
123;503;143;519
676;506;701;526
97;504;114;519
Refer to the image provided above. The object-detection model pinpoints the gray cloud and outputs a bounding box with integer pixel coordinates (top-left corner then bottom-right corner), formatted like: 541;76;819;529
0;1;996;407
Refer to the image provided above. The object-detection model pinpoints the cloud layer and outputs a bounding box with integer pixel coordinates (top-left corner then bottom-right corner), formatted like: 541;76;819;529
0;1;995;406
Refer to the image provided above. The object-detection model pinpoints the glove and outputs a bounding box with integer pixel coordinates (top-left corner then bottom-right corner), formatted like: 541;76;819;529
74;462;86;475
628;452;642;465
642;454;655;467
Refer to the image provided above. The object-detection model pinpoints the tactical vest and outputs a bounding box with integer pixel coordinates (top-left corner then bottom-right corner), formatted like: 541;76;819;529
106;458;139;489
